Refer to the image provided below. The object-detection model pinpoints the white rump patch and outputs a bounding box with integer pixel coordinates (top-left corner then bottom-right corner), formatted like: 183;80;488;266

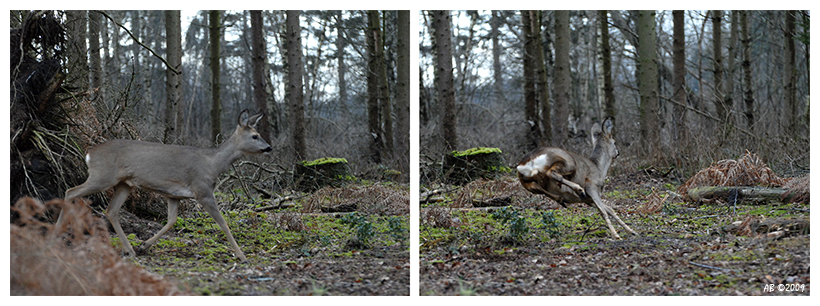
85;153;91;164
517;154;548;177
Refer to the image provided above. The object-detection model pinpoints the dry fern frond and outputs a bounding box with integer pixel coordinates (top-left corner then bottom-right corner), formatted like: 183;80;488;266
421;207;460;228
301;185;409;215
678;151;789;199
638;188;667;214
11;197;186;295
781;173;809;204
453;178;531;208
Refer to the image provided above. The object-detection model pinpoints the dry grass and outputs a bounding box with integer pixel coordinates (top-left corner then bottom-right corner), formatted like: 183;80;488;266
301;185;409;216
677;151;789;199
10;197;186;296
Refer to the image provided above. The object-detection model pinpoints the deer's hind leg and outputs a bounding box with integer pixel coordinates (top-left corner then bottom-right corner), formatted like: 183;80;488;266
587;189;622;239
545;168;587;199
106;183;137;257
601;202;637;235
140;197;180;251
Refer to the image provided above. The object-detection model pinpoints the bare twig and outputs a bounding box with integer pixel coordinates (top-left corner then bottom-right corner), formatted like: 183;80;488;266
93;10;179;74
688;261;738;273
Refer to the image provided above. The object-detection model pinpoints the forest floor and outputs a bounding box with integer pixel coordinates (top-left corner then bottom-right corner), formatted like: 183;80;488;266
419;170;810;295
111;184;410;296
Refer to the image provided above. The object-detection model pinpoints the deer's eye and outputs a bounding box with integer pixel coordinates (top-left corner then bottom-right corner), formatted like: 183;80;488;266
252;135;259;140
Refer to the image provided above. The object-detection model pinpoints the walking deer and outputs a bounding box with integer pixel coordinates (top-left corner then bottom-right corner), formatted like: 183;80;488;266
60;109;272;262
516;117;636;239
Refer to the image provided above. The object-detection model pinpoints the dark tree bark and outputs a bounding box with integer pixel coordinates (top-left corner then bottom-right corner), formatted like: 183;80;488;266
371;10;394;157
164;10;183;143
534;11;551;145
395;10;410;172
724;10;738;131
521;10;540;151
336;11;348;113
712;10;725;122
491;10;503;103
250;10;272;144
209;10;222;144
599;10;615;120
637;10;659;148
553;10;570;146
88;11;103;96
430;10;457;152
365;10;384;163
784;10;797;136
672;10;687;141
65;10;88;92
740;11;755;130
286;10;306;160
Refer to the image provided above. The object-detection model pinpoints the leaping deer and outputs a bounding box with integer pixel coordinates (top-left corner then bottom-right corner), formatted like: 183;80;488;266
516;117;637;239
60;109;272;262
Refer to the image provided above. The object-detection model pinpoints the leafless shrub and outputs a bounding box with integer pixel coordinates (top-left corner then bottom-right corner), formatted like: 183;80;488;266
678;151;789;199
10;197;186;296
301;185;409;216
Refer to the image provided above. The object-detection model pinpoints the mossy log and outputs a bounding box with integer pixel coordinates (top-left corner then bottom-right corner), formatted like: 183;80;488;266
687;186;794;203
442;147;507;185
293;157;353;192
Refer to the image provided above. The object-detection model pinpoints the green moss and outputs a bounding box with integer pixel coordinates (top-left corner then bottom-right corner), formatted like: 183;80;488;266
302;157;348;166
452;147;502;157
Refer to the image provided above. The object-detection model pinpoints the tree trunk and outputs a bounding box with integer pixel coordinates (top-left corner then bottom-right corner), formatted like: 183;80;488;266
491;11;503;104
724;11;738;131
209;10;222;144
553;10;570;146
395;10;410;173
522;10;540;151
672;10;687;143
374;11;394;157
740;11;755;131
250;10;272;144
65;10;88;92
784;10;797;136
637;10;659;150
365;10;383;163
599;10;615;121
336;11;348;117
286;10;307;161
534;11;551;145
712;10;725;123
164;10;183;144
431;10;457;152
88;11;103;97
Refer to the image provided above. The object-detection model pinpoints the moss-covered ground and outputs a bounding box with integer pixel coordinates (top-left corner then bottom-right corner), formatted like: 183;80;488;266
420;170;809;295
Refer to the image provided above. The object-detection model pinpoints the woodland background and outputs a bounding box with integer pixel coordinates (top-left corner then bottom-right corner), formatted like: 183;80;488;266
10;10;410;203
419;10;810;181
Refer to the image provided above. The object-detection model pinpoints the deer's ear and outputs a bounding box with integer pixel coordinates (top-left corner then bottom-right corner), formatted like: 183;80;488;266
249;113;264;128
239;109;250;127
603;117;614;135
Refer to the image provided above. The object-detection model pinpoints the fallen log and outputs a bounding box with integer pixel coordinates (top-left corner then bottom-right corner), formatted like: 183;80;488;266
687;186;788;203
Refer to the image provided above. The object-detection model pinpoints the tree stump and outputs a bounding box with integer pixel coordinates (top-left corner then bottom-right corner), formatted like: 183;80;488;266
293;157;353;191
442;147;507;185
